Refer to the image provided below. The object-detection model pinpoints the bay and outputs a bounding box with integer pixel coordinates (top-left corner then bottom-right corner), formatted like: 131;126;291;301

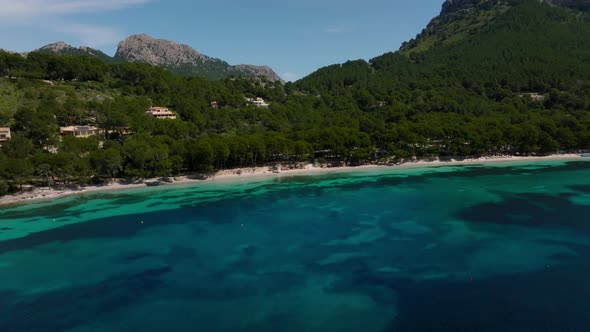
1;160;590;331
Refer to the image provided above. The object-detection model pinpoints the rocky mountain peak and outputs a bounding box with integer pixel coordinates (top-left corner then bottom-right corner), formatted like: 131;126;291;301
233;64;284;83
114;34;282;81
26;34;282;81
114;34;211;67
37;41;75;53
35;42;110;61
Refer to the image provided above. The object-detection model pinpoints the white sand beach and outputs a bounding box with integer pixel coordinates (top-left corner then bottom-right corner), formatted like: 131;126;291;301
0;153;585;207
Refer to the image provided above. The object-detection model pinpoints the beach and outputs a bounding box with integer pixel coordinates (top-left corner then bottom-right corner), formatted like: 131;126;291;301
0;153;585;206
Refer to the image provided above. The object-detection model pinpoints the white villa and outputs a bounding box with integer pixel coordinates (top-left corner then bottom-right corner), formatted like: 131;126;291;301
0;127;10;142
145;107;177;119
60;126;103;138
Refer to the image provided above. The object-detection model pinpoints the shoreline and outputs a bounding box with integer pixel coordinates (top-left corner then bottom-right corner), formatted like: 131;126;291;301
0;154;586;207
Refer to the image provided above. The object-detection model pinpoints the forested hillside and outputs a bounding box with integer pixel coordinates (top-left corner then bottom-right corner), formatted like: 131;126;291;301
1;0;590;195
297;0;590;156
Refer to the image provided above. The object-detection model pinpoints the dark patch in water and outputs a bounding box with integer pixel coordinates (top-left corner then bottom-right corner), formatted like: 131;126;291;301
303;240;590;332
258;271;307;295
0;208;196;254
383;263;590;332
0;266;170;332
173;268;307;302
458;192;590;230
0;201;81;221
549;252;578;261
121;252;155;262
163;246;197;265
101;193;152;205
569;185;590;194
241;245;258;256
559;192;577;198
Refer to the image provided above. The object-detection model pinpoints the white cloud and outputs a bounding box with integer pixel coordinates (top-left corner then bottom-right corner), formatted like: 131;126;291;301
0;0;152;18
0;0;152;48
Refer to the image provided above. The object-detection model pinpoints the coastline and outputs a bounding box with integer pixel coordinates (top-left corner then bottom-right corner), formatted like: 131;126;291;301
0;154;586;207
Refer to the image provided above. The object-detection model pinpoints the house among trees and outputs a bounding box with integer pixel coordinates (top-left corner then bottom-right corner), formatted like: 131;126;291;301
246;97;270;108
109;126;132;136
518;93;545;101
210;101;219;109
0;127;11;142
145;107;177;119
60;125;103;138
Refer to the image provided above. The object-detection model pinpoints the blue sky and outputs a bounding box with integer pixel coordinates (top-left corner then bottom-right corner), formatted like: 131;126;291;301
0;0;444;81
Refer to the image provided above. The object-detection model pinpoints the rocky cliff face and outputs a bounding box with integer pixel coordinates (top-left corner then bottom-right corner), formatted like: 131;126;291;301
233;64;284;83
114;34;212;67
37;41;75;54
114;34;282;81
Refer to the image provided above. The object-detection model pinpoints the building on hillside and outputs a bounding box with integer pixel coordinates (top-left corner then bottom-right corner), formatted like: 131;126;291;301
246;97;270;108
108;126;132;136
211;101;219;109
0;128;11;142
518;93;545;101
60;125;103;138
145;107;177;119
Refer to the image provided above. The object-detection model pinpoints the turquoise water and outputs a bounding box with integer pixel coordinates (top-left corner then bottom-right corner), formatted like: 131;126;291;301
2;160;590;331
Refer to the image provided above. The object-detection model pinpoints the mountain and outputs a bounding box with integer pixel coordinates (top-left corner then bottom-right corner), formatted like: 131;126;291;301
34;35;282;81
36;42;112;62
113;34;235;79
114;34;209;66
400;0;590;53
300;0;590;91
114;34;282;81
294;0;590;156
233;64;284;83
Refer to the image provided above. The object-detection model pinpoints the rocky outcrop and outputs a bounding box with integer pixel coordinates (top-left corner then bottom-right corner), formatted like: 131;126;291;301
114;34;212;67
233;64;283;82
114;34;282;81
37;41;75;54
36;42;112;61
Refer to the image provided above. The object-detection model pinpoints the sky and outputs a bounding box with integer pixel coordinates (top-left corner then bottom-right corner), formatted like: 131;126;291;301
0;0;444;81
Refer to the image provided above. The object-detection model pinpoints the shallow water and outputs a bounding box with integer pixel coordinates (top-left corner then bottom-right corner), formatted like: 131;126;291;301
1;160;590;331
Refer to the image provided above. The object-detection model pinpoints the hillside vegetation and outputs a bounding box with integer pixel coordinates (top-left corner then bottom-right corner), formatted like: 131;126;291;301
1;0;590;195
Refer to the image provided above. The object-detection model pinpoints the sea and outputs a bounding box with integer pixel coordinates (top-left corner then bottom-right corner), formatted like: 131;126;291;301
1;159;590;332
